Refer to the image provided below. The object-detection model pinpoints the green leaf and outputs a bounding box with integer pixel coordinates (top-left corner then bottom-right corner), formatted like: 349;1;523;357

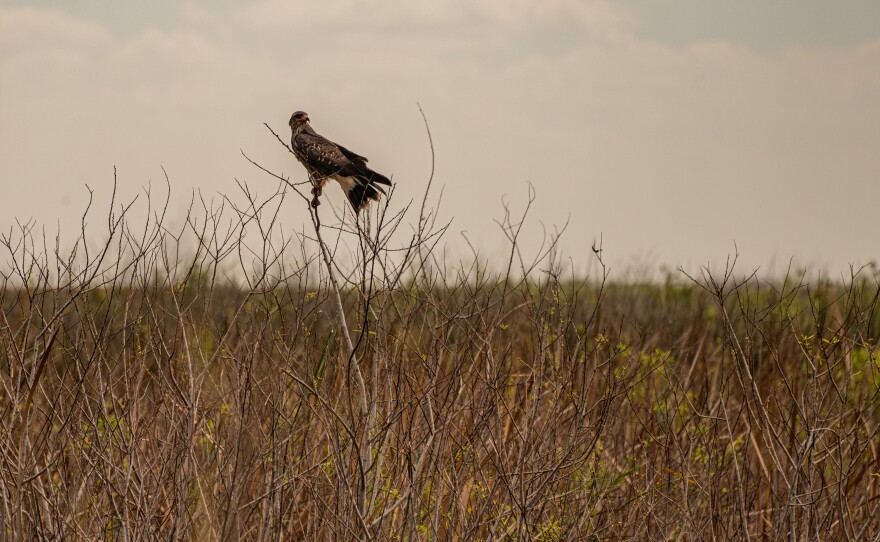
314;329;334;384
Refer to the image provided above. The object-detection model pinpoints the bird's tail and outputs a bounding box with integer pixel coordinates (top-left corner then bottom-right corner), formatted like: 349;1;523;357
347;170;391;211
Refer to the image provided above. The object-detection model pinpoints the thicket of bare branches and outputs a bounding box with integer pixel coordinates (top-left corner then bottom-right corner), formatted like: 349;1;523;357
2;120;880;541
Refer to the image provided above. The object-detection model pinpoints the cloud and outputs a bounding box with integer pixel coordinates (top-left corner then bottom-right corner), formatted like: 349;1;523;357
1;3;879;272
0;7;113;51
232;0;634;43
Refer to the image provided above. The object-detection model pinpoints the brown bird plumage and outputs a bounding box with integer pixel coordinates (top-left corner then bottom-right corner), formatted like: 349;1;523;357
289;111;392;211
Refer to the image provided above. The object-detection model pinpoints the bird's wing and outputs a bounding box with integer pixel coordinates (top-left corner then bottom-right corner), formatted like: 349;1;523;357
295;130;391;191
295;132;354;177
336;144;369;164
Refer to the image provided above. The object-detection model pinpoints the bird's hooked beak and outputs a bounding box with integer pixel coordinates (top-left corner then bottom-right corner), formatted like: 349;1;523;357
290;112;310;127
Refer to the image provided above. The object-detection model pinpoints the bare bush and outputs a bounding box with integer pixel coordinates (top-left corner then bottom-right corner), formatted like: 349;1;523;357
1;121;879;541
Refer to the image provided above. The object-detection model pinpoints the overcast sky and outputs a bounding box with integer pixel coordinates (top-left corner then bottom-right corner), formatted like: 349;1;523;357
1;1;878;277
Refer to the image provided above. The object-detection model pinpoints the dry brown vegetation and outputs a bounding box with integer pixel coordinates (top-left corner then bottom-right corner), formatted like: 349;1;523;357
2;135;880;541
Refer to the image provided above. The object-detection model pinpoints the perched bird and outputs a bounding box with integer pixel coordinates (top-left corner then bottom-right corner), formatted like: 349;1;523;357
289;111;392;211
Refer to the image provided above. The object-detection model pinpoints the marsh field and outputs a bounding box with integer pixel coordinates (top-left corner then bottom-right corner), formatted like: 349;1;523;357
1;177;879;541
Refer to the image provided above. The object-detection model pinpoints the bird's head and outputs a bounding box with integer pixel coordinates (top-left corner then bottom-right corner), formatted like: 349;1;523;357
289;111;310;130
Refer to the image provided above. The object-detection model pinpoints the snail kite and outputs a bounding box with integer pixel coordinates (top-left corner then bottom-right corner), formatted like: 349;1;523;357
289;111;392;211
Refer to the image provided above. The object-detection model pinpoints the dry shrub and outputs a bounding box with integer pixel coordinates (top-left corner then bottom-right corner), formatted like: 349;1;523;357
2;140;879;541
